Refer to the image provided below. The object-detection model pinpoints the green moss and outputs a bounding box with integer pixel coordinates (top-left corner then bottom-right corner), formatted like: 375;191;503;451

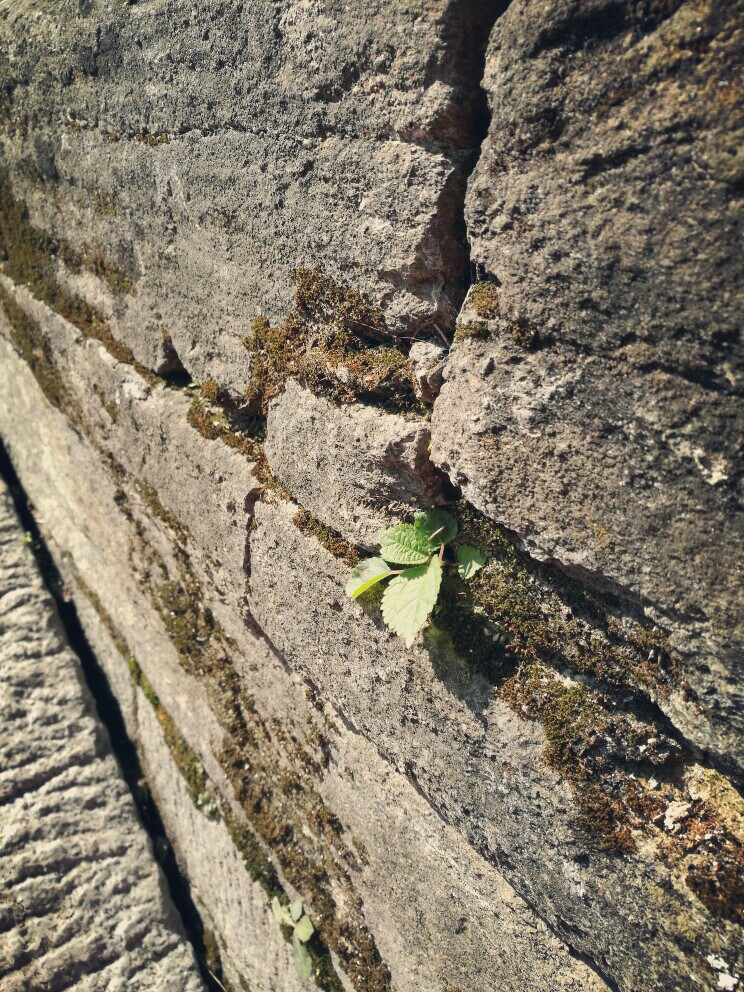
470;281;500;319
430;501;693;853
500;661;641;852
156;578;214;666
186;396;286;494
74;574;131;659
92;189;119;217
684;830;744;926
449;500;681;699
92;383;119;422
0;176;154;383
244;268;419;415
453;320;490;342
0;284;83;426
292;508;360;567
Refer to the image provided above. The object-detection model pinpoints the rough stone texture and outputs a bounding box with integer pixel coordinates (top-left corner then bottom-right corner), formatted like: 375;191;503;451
0;481;204;992
408;340;447;403
431;0;744;773
1;2;742;991
0;290;613;992
0;0;499;394
265;380;445;546
248;498;744;992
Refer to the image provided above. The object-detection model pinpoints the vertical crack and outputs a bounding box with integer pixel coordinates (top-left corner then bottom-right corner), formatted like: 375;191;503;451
405;0;510;336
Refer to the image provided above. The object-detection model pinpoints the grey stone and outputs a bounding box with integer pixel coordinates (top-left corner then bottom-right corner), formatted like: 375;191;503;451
265;379;446;547
247;498;744;992
431;0;744;772
0;0;498;395
0;303;612;992
408;340;448;404
0;481;204;992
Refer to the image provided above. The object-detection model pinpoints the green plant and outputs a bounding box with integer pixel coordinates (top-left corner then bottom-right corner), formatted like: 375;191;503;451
345;510;486;646
271;897;315;981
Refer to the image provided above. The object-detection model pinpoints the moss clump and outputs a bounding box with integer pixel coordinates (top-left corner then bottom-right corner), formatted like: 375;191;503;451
200;377;220;403
470;281;500;319
450;500;681;700
105;452;389;992
74;574;131;660
500;662;648;852
685;831;744;926
431;501;692;853
453;320;490;342
244;268;419;415
156;579;215;666
292;508;360;567
134;130;170;146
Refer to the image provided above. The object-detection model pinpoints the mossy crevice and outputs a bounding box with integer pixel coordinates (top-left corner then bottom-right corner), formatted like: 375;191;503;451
0;175;155;383
292;508;360;568
430;502;744;916
101;455;388;992
244;268;421;416
59;240;135;296
463;278;552;350
0;283;83;427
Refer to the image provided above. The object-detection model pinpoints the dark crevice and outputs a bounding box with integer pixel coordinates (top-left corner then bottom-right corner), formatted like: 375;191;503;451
0;437;222;992
394;1;508;338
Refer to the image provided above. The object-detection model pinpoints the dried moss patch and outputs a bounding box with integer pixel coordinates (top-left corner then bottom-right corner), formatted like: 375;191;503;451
244;268;419;415
109;464;385;991
449;500;681;699
59;241;135;296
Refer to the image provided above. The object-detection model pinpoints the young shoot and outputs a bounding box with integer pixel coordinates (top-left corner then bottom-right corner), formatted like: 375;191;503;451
271;897;315;981
345;509;486;647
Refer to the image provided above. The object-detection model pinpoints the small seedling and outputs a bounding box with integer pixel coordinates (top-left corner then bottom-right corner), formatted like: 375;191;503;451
345;509;486;646
271;897;314;981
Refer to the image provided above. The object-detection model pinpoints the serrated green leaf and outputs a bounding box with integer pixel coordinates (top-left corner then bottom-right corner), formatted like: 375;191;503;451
456;544;486;580
414;509;458;545
345;557;393;599
292;937;313;981
379;523;435;564
381;555;442;647
294;915;314;942
271;896;290;927
289;899;303;923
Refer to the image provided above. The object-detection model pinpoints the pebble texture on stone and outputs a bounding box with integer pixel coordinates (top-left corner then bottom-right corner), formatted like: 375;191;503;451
0;481;205;992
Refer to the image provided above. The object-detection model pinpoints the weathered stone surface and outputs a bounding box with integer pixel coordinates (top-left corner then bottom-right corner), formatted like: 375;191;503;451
0;296;614;992
1;3;742;991
0;481;204;992
265;380;445;546
408;340;447;403
431;0;744;771
0;0;498;394
248;498;744;992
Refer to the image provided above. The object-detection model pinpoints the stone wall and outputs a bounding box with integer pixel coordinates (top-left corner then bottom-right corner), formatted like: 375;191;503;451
0;2;741;991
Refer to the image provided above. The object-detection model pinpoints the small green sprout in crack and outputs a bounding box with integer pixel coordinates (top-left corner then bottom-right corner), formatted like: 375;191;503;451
345;509;486;647
271;897;315;981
